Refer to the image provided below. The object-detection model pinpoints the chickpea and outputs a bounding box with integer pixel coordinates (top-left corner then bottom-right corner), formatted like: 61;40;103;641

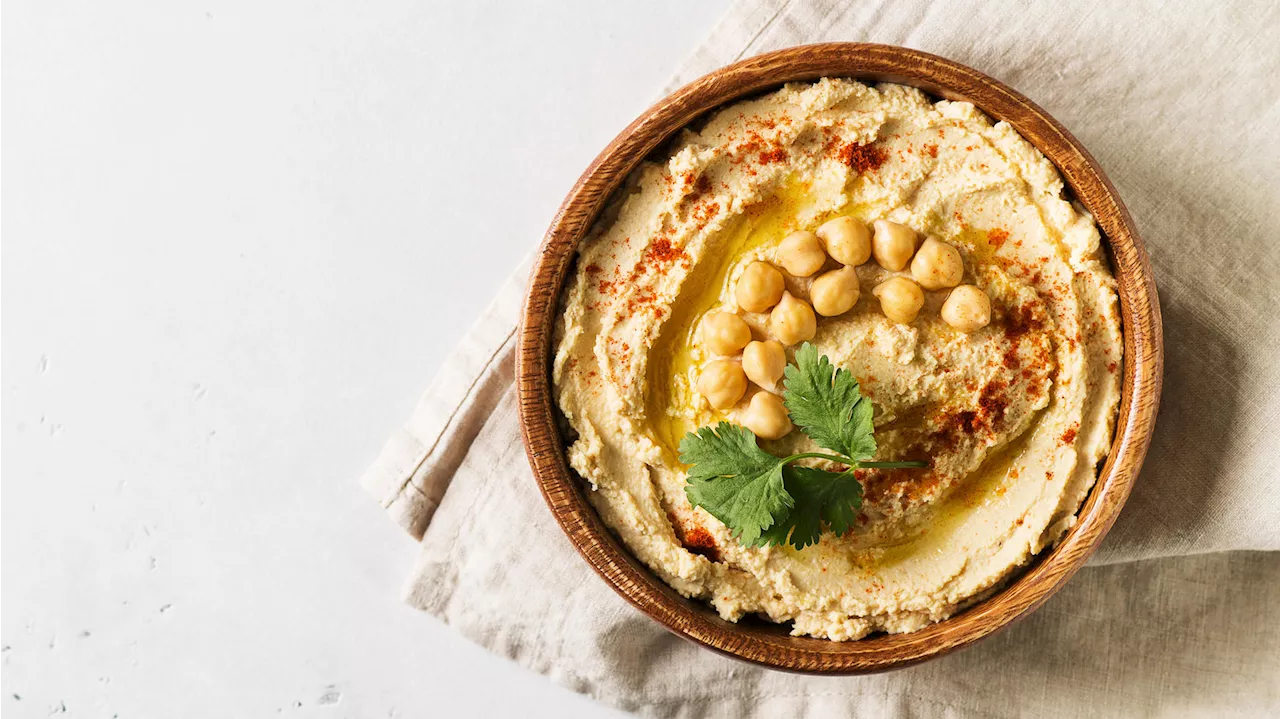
940;284;992;332
810;266;861;317
735;260;785;313
872;219;919;271
816;216;871;266
742;340;786;388
701;311;752;356
872;277;925;324
775;231;826;277
738;391;793;440
911;236;965;290
697;359;747;410
769;291;817;345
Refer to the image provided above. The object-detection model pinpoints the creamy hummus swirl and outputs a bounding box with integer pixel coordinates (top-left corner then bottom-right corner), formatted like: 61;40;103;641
553;79;1122;640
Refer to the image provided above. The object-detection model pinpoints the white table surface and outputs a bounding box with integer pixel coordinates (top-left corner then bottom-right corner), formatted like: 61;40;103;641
2;1;731;715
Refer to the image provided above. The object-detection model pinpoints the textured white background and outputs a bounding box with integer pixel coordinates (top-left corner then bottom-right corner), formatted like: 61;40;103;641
2;1;728;715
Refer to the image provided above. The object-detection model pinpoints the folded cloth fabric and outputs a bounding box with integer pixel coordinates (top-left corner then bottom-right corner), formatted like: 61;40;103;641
363;0;1280;714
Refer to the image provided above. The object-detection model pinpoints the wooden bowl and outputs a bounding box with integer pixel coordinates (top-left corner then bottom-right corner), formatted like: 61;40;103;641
516;43;1163;673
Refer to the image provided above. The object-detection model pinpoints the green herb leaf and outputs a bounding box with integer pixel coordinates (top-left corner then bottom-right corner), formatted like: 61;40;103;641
783;343;877;462
681;346;924;551
681;422;793;545
755;466;864;549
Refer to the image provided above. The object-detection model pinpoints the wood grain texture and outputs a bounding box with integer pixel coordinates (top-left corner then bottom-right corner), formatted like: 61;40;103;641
515;43;1163;674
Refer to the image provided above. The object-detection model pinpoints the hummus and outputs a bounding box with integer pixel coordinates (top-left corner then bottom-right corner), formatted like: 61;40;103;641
552;79;1122;640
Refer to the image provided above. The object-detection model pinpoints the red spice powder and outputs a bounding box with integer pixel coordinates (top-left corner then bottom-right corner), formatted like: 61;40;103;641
838;142;887;173
1006;303;1045;341
681;526;720;562
923;143;939;158
1060;427;1079;446
605;337;632;365
1002;345;1021;370
978;380;1009;428
735;131;765;157
627;290;657;309
643;237;687;270
757;148;788;164
692;201;720;228
988;228;1010;247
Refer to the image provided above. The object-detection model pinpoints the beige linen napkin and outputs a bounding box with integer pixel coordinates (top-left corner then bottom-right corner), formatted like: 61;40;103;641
364;0;1280;714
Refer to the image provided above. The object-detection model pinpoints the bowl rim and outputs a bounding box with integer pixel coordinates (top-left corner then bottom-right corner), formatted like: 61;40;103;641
515;42;1163;674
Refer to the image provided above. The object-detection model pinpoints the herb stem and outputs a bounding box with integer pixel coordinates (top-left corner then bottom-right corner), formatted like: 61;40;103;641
856;460;930;469
782;452;930;470
781;452;856;466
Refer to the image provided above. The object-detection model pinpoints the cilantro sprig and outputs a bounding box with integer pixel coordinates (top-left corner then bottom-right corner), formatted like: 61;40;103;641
681;343;928;550
682;423;793;546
